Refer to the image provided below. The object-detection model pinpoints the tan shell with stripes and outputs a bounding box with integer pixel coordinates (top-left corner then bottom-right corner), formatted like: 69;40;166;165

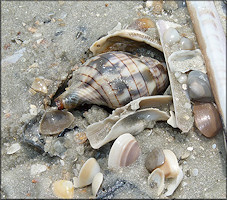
56;51;169;109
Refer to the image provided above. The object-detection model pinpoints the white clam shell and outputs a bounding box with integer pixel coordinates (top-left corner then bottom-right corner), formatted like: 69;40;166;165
73;158;100;188
92;172;103;196
86;96;172;149
158;149;180;178
90;29;163;55
108;133;140;169
148;168;165;196
52;180;74;199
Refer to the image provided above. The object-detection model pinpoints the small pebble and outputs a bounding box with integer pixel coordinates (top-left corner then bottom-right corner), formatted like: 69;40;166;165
30;104;38;116
187;147;193;151
6;143;21;154
145;147;165;173
30;164;47;176
192;168;199;176
212;144;216;149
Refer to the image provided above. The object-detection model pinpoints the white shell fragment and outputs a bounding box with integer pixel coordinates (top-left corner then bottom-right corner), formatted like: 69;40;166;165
30;163;47;176
6;143;21;154
108;133;140;169
167;111;177;128
92;172;103;196
39;110;74;135
74;158;100;188
158;149;180;178
31;77;48;94
164;167;184;197
90;29;163;55
52;180;74;199
148;168;165;196
156;19;208;132
86;96;171;149
180;37;195;50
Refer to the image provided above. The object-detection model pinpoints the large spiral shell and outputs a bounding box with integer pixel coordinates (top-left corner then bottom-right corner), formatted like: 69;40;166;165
55;51;169;109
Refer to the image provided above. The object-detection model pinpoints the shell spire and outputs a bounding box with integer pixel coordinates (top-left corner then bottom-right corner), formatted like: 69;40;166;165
55;51;169;110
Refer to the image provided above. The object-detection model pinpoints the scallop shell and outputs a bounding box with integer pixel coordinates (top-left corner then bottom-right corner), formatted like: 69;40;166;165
55;51;169;110
108;133;140;169
86;95;172;149
90;29;163;55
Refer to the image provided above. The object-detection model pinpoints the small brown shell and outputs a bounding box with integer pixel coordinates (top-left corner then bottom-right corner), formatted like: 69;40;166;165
193;102;222;138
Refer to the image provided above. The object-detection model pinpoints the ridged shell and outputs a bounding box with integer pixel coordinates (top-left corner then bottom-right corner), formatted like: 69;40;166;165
108;133;140;169
55;51;169;110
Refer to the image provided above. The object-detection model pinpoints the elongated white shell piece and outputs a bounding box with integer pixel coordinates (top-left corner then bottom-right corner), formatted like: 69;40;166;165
148;168;165;196
86;96;171;149
187;1;226;130
90;29;163;55
164;167;183;197
92;172;103;197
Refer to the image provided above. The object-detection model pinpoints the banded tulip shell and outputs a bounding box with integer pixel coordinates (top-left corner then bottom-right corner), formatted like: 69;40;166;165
108;133;140;169
73;158;100;188
193;102;222;138
55;51;169;110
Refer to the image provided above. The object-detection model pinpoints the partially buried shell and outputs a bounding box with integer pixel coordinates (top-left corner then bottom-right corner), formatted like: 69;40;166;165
55;51;169;110
108;133;140;169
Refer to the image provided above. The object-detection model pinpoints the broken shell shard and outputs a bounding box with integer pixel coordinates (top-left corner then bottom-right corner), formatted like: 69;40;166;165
164;167;184;197
127;18;156;32
31;77;48;94
108;133;140;169
158;149;180;178
74;158;100;188
148;168;165;196
86;96;171;149
187;70;214;102
39;110;74;135
145;147;165;173
90;29;163;55
92;172;103;197
52;180;74;199
187;1;226;130
193;102;222;138
55;51;168;110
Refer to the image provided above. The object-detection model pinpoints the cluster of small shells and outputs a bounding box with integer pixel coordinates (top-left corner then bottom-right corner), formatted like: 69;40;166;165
159;23;223;137
145;148;183;196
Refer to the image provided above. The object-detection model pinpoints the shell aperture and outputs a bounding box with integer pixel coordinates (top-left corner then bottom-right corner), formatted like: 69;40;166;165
55;51;169;109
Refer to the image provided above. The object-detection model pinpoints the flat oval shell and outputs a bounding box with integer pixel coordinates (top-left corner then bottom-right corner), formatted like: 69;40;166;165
92;172;103;196
193;102;222;137
39;110;74;135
